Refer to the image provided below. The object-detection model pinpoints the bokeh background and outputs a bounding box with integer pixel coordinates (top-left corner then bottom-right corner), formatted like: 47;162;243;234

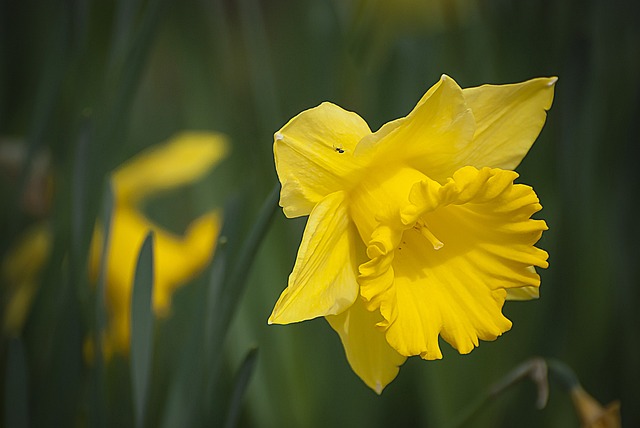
1;0;639;426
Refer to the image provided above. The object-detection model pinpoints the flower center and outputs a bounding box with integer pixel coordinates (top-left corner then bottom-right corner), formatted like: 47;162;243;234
349;165;428;243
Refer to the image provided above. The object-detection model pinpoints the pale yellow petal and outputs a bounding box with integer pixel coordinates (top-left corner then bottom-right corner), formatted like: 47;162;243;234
506;286;540;300
269;191;361;324
359;166;548;359
354;75;476;183
274;102;373;218
326;298;407;394
459;77;557;170
506;268;540;300
113;131;228;204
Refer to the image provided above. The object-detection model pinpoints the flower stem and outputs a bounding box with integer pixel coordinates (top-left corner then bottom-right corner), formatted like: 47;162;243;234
445;357;549;428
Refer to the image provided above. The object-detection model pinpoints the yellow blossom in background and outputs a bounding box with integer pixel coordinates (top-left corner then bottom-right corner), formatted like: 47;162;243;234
1;140;53;337
571;385;621;428
348;0;477;64
269;75;556;393
88;131;228;358
352;0;475;35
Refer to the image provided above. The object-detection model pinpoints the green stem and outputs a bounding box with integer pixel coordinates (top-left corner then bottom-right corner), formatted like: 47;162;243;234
546;359;580;391
445;357;549;428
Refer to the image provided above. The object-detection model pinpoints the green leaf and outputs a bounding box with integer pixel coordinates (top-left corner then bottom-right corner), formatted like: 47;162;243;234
161;185;278;427
445;358;549;428
203;234;229;371
101;0;167;136
4;339;29;428
220;184;279;337
90;179;115;428
207;183;278;367
131;232;155;428
224;348;259;428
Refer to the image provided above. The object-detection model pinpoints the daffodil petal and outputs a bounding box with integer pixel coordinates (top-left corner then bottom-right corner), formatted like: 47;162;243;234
355;75;476;183
274;102;373;218
459;77;557;170
113;131;228;204
360;166;548;359
268;191;361;324
326;298;407;394
355;76;557;181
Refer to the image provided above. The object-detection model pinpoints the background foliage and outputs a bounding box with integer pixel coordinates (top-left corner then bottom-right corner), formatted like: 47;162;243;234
1;0;639;427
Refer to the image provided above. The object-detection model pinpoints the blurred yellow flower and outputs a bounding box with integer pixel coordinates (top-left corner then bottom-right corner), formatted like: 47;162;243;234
88;131;228;358
571;385;621;428
269;75;556;393
1;139;53;337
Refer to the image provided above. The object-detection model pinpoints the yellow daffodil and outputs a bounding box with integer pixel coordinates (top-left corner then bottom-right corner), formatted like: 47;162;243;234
88;131;228;358
268;75;556;393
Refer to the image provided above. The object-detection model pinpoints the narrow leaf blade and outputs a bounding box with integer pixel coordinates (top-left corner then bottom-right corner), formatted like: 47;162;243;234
224;348;259;428
131;232;155;428
4;339;29;428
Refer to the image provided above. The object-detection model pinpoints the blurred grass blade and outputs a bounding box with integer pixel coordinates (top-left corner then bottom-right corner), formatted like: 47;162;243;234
238;0;281;130
4;339;29;428
91;180;115;428
131;232;155;428
223;348;259;428
200;186;278;423
201;242;228;421
102;0;167;136
214;184;279;346
203;234;229;369
108;0;144;68
227;185;280;308
8;5;68;244
71;116;93;304
95;180;114;352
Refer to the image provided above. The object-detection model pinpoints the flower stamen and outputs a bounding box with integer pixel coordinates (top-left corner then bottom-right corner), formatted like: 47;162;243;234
414;221;444;250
